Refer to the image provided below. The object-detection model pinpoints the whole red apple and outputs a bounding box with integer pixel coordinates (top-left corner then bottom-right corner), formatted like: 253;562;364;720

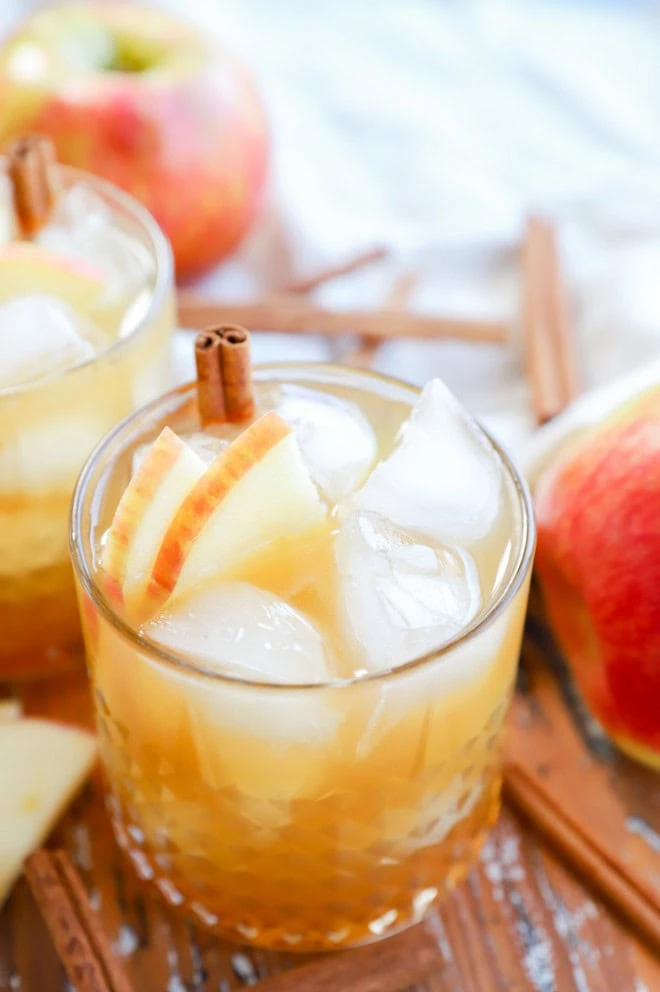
535;402;660;766
0;3;269;279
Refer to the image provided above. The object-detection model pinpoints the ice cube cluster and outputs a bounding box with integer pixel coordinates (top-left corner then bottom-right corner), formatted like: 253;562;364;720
334;378;503;673
142;379;504;690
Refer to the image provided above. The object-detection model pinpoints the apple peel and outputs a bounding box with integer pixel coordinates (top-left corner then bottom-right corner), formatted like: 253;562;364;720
0;242;105;309
148;411;326;609
102;426;207;609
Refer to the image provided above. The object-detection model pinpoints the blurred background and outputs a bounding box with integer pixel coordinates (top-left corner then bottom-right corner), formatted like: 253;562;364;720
1;0;659;449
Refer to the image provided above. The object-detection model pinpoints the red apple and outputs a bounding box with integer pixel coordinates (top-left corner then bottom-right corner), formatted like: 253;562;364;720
0;3;269;279
535;403;660;762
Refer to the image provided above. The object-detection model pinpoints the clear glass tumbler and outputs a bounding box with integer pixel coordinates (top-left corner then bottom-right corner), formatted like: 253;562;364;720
0;165;175;681
71;367;535;952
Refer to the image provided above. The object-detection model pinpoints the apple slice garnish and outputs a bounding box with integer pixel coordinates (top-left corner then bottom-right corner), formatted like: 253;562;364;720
148;411;325;608
102;427;207;609
0;719;97;906
0;242;104;309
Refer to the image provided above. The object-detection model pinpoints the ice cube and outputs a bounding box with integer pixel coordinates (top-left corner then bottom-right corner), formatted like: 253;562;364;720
144;583;339;759
336;510;481;674
274;385;377;502
0;295;97;389
182;431;229;465
353;379;503;546
132;431;228;477
144;581;332;687
36;184;153;310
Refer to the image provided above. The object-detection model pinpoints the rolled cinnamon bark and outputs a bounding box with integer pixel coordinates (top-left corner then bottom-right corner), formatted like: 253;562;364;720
194;324;255;425
6;134;59;237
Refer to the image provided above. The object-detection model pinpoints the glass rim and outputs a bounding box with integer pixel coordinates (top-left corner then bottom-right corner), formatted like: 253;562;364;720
0;162;173;399
70;364;536;691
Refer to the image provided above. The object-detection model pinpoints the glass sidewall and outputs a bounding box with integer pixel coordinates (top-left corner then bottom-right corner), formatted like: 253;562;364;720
0;164;174;679
71;368;535;950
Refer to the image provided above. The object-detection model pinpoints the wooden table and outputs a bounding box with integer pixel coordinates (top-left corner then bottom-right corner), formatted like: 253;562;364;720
2;596;660;991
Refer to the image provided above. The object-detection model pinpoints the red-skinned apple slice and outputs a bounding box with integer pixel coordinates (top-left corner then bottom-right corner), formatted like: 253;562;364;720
102;427;206;608
0;242;104;308
148;411;325;608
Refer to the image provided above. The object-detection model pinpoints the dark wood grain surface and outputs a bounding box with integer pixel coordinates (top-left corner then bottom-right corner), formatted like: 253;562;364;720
2;596;660;991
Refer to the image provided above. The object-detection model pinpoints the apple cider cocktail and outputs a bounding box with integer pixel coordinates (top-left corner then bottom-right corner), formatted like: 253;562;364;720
0;141;174;680
72;362;534;951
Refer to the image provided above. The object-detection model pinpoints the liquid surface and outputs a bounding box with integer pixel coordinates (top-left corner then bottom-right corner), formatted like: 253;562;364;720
116;379;522;684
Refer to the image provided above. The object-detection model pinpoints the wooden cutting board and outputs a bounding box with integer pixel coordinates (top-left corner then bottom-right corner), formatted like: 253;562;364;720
2;589;660;992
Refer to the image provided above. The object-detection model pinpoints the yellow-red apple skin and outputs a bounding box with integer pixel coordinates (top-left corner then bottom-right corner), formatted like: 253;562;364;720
0;5;269;279
102;426;187;604
535;411;660;751
149;412;291;604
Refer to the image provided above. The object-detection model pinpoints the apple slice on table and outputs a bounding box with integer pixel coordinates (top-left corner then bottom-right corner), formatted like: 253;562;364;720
0;720;97;906
102;427;207;609
148;412;325;608
0;243;104;309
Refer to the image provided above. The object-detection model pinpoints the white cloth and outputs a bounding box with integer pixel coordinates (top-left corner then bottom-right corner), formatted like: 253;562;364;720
171;0;660;453
5;0;660;454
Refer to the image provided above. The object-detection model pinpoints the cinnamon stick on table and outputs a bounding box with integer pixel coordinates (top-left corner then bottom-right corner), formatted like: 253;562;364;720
284;244;389;294
6;134;59;237
24;849;134;992
522;215;579;424
251;921;439;992
346;270;419;368
179;293;507;344
195;324;255;426
504;762;660;955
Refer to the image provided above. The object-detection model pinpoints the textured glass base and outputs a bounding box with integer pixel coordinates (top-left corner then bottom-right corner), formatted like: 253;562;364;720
109;784;499;952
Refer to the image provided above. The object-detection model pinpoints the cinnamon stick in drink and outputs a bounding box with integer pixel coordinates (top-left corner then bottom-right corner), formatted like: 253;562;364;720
217;324;255;422
194;324;255;426
24;849;134;992
195;330;226;425
6;134;59;237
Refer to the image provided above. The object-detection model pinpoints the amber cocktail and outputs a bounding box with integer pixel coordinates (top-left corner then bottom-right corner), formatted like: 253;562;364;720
71;366;534;951
0;161;174;680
